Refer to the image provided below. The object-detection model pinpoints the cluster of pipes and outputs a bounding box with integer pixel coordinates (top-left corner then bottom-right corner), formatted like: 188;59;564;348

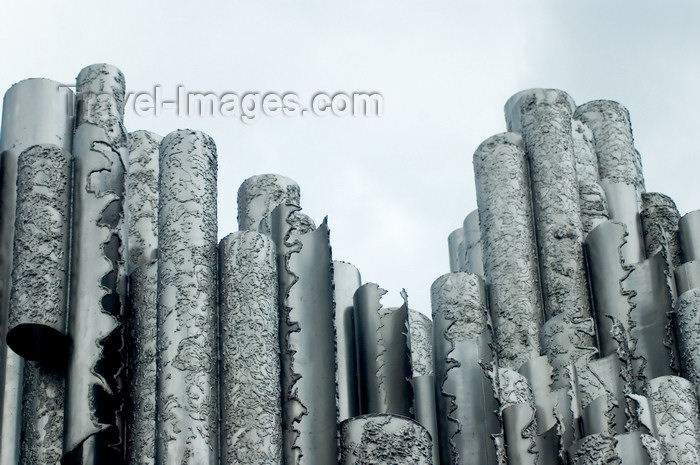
0;64;699;465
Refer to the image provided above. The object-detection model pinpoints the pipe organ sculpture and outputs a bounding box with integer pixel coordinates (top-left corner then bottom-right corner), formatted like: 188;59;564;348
1;64;700;465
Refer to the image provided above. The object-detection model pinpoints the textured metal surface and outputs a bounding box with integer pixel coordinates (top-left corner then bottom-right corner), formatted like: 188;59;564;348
6;144;71;363
679;210;700;263
505;89;592;324
271;204;337;465
675;260;700;294
0;77;73;465
126;130;161;274
219;231;282;464
18;361;65;465
649;376;700;464
63;64;127;465
675;288;700;394
155;129;219;464
575;100;646;264
497;368;540;465
407;310;438;464
339;414;433;465
571;119;608;236
238;174;300;234
431;272;498;465
568;434;618;465
581;354;629;437
622;249;679;389
125;260;157;465
473;132;543;370
462;210;484;277
333;260;362;422
354;283;412;417
584;221;633;357
641;192;681;266
447;227;465;273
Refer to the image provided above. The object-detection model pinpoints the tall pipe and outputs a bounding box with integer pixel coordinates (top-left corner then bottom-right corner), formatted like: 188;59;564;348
63;64;127;464
0;78;73;465
333;260;362;422
271;204;336;464
155;130;219;464
473;132;543;370
219;231;282;464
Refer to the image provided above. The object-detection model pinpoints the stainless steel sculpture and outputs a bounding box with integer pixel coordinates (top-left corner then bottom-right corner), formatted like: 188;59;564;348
219;231;282;464
333;260;362;422
0;78;73;465
6;144;71;362
339;414;433;464
431;271;499;464
238;174;300;234
3;66;700;465
271;203;336;465
156;129;219;464
353;283;412;417
473;132;543;370
64;64;128;464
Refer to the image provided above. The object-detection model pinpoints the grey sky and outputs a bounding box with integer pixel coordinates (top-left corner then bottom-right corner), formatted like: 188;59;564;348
2;1;699;312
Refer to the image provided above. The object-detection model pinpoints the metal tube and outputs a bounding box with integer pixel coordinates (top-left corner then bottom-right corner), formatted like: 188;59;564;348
126;130;161;274
649;376;700;463
640;193;681;266
18;361;65;465
431;272;499;465
473;132;543;370
408;309;439;465
462;210;484;277
339;414;433;464
571;119;608;237
333;260;362;422
447;228;465;273
238;174;300;234
63;64;127;465
0;77;73;465
271;204;337;464
6;144;71;363
219;231;282;464
675;288;700;397
353;283;412;417
155;129;219;464
574;101;645;264
125;260;158;465
679;210;700;263
505;89;592;324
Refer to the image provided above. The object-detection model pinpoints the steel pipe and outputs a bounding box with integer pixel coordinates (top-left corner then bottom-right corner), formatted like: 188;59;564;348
63;64;127;465
354;283;412;417
333;260;362;422
6;144;71;363
219;231;282;464
473;132;543;370
431;272;499;465
238;174;300;234
641;192;681;266
679;210;700;263
339;414;433;464
155;129;219;464
271;204;336;464
0;77;73;465
126;130;161;274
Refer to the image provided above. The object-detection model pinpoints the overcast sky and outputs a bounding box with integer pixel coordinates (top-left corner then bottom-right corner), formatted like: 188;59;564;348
2;1;699;312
